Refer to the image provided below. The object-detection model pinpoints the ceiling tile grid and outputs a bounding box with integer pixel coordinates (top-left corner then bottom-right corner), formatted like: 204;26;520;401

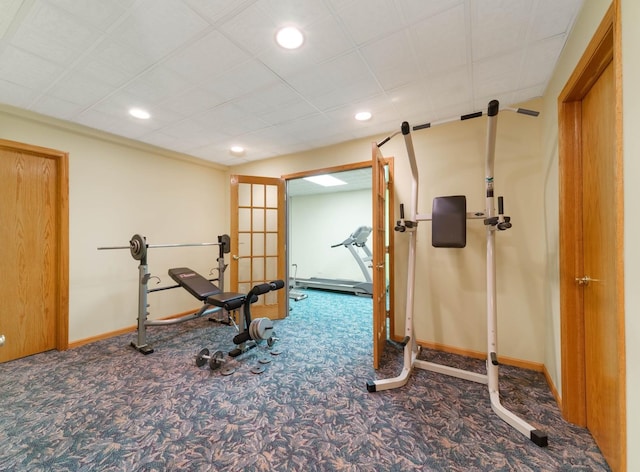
0;0;584;165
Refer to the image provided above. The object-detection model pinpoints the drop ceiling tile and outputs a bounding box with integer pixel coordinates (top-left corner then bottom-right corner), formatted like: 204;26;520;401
0;45;63;90
409;3;467;76
323;0;358;11
47;72;115;107
183;0;258;26
386;81;435;121
395;0;463;24
473;50;522;100
306;79;381;112
334;0;404;45
11;0;99;66
110;0;209;61
31;95;86;120
470;0;533;61
105;106;186;140
426;66;473;111
72;108;119;133
258;14;355;78
0;0;24;38
530;0;584;41
324;93;397;123
0;78;40;108
510;84;546;105
284;51;376;100
159;86;226;117
360;30;420;91
140;124;227;153
87;89;154;120
259;0;332;27
76;38;155;87
162;30;251;83
201;59;281;102
218;2;279;57
121;65;196;105
46;0;129;30
232;82;316;123
518;35;566;90
192;102;269;136
255;99;319;126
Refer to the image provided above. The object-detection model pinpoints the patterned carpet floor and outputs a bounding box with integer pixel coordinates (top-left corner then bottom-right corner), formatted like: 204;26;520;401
0;289;609;471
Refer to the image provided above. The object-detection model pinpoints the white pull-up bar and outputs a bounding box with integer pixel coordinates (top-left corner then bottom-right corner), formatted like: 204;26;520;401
368;100;547;447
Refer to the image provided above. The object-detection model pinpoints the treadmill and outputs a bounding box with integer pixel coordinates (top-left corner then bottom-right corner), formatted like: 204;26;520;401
294;226;373;297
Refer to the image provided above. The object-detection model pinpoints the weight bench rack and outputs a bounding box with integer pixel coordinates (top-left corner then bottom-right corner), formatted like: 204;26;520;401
119;234;231;355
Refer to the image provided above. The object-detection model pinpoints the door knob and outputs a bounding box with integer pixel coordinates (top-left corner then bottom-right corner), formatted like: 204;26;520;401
232;255;240;261
0;334;5;347
575;276;599;286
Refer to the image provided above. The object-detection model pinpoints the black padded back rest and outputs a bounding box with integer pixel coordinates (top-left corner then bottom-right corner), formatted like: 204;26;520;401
168;267;221;301
432;196;467;248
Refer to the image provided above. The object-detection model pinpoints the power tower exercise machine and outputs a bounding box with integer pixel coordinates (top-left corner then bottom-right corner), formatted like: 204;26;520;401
367;100;548;447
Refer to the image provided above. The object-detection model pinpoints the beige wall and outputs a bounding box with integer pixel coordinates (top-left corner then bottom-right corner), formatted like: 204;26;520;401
0;106;230;342
232;99;546;363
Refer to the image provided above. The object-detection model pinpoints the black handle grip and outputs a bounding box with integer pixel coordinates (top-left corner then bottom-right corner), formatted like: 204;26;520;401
517;108;539;117
233;331;251;345
498;196;504;215
251;283;272;296
270;280;285;290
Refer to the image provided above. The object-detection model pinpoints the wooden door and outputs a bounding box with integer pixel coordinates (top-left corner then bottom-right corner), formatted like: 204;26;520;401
0;139;69;363
558;4;625;470
230;175;286;319
372;144;388;369
581;61;623;470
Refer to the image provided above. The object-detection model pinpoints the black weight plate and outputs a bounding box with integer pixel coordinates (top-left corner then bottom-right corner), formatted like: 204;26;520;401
129;234;147;261
209;350;224;370
195;348;209;367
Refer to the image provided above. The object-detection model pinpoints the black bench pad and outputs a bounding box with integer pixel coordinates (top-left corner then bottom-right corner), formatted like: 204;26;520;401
207;292;246;311
168;267;221;301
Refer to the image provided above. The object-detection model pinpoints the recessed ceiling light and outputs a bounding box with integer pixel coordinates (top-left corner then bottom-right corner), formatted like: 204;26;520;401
355;111;372;121
230;145;245;155
303;175;347;187
129;108;150;119
276;26;304;49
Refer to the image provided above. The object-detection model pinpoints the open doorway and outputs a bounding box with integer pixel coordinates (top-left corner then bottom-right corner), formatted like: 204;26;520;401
286;165;373;301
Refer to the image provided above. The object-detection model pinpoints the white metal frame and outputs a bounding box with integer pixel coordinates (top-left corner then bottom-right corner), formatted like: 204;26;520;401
368;100;548;447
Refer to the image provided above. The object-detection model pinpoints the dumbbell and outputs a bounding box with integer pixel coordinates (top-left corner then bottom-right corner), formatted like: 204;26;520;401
195;348;236;375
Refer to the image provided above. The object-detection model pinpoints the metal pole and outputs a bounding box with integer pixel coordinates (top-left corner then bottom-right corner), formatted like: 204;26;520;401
97;241;222;250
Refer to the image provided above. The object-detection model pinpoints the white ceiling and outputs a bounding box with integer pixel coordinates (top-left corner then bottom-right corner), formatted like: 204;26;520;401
0;0;584;166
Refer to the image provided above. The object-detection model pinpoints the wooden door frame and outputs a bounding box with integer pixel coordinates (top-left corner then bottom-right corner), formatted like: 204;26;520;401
557;0;625;455
229;174;287;318
282;160;395;359
0;138;69;352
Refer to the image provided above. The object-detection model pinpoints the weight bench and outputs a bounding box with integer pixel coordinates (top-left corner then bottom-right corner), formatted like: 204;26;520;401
168;267;257;314
168;267;222;301
170;267;284;360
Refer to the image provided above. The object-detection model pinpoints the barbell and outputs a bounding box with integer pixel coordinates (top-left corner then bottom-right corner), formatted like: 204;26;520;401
97;233;229;261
